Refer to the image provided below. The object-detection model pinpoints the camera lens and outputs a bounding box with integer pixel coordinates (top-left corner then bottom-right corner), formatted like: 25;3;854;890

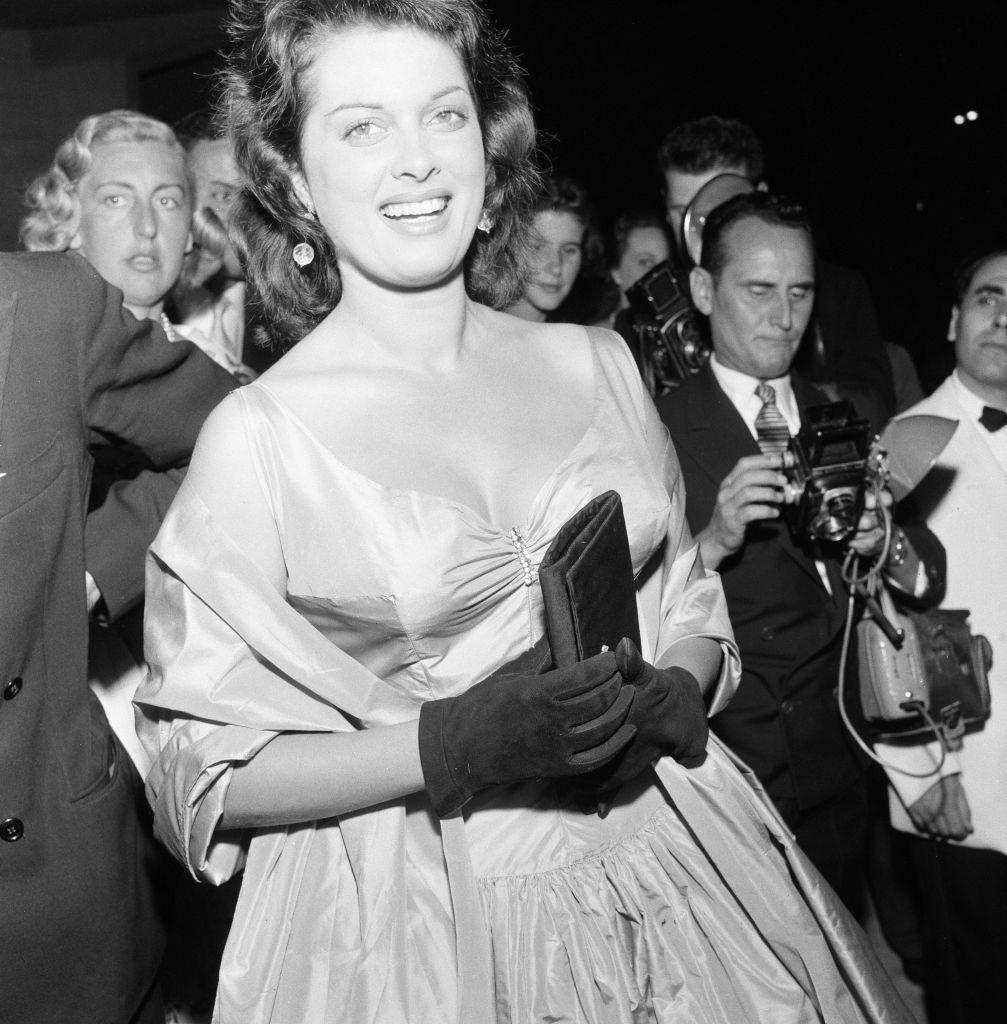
810;487;859;542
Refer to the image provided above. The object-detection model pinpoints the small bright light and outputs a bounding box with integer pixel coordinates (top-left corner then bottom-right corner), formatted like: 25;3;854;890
966;110;979;121
954;114;966;125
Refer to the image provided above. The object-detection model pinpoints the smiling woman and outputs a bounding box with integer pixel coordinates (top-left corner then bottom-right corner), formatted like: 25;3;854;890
221;0;540;352
135;3;919;1023
288;24;486;295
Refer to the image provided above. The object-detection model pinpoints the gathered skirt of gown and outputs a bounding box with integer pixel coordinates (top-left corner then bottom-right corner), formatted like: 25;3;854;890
137;329;913;1023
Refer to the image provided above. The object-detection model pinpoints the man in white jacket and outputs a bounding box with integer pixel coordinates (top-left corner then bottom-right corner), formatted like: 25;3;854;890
879;247;1007;1023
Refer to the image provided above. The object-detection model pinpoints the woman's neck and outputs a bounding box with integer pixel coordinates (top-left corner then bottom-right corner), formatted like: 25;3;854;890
329;268;475;372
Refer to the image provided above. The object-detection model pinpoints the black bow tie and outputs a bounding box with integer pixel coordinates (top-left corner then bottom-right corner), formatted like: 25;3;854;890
980;406;1007;433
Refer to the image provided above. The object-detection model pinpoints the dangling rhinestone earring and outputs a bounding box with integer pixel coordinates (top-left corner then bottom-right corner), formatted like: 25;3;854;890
477;210;494;234
292;242;315;268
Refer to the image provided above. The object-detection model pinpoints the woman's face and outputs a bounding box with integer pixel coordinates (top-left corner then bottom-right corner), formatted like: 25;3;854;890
522;210;584;315
72;137;192;318
295;24;486;294
612;225;670;295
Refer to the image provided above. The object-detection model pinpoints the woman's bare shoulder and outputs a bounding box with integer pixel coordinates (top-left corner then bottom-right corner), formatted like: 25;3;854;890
483;306;590;362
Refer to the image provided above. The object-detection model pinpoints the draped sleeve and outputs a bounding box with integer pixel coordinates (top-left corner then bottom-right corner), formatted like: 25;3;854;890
136;393;419;882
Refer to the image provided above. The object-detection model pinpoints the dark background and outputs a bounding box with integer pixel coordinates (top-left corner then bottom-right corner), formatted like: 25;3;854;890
3;1;1005;389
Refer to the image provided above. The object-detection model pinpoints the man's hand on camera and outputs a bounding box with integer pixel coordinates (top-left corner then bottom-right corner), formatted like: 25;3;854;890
847;488;894;559
697;453;788;569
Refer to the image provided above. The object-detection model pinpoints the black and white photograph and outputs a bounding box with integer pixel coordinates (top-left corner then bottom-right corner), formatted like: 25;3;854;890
1;3;1005;1022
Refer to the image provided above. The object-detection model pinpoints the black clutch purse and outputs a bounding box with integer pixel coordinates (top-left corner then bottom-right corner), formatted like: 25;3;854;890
538;491;641;668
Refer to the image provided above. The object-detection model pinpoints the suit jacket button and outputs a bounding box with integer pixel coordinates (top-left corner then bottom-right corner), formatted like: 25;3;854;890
781;699;795;714
3;677;23;700
1;817;24;842
760;626;775;641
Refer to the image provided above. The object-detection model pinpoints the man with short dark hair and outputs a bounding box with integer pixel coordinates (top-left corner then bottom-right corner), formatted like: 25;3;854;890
657;115;765;244
657;115;895;430
658;193;943;916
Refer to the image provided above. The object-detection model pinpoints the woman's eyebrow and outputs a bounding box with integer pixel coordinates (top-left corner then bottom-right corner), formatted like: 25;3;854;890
324;84;470;118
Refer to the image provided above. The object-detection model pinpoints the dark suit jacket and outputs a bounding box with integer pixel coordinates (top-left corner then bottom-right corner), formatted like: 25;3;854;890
0;252;233;1023
658;362;865;813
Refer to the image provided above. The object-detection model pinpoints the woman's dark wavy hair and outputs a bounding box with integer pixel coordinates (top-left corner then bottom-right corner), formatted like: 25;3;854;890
222;0;541;350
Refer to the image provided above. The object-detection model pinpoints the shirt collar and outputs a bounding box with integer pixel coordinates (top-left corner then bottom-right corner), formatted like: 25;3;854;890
709;353;801;437
951;368;1006;422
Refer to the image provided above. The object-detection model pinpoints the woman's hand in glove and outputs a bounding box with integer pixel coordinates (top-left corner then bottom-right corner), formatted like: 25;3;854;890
576;637;709;817
418;642;638;817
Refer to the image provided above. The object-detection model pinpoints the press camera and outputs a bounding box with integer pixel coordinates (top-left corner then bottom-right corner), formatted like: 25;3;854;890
780;400;878;546
624;261;710;396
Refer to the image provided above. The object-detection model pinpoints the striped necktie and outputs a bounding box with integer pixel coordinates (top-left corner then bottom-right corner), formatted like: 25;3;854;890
755;383;791;454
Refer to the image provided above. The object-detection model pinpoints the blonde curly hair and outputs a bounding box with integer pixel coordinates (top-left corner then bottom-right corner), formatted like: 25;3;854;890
20;109;188;252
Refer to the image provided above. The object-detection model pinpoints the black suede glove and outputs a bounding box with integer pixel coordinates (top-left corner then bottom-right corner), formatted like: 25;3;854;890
418;641;637;817
575;637;709;817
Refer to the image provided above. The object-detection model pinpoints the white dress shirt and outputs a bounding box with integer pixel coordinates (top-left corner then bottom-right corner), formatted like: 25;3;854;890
181;280;247;367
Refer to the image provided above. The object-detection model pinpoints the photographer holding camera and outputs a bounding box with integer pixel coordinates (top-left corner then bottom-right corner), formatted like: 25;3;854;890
658;192;944;919
656;115;895;432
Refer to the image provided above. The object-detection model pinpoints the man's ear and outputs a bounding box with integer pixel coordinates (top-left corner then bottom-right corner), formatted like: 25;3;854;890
690;266;714;315
947;306;959;342
184;229;194;256
610;266;623;290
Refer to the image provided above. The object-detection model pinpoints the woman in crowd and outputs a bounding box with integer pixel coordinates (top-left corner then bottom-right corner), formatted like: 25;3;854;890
20;110;238;749
609;212;671;306
595;210;672;331
22;112;196;335
20;109;214;766
506;173;611;324
137;1;913;1022
19;110;248;379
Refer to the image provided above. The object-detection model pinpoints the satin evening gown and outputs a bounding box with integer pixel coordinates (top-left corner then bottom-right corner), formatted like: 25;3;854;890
137;329;912;1024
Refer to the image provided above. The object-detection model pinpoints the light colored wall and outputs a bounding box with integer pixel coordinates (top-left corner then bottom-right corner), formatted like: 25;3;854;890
0;8;225;249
